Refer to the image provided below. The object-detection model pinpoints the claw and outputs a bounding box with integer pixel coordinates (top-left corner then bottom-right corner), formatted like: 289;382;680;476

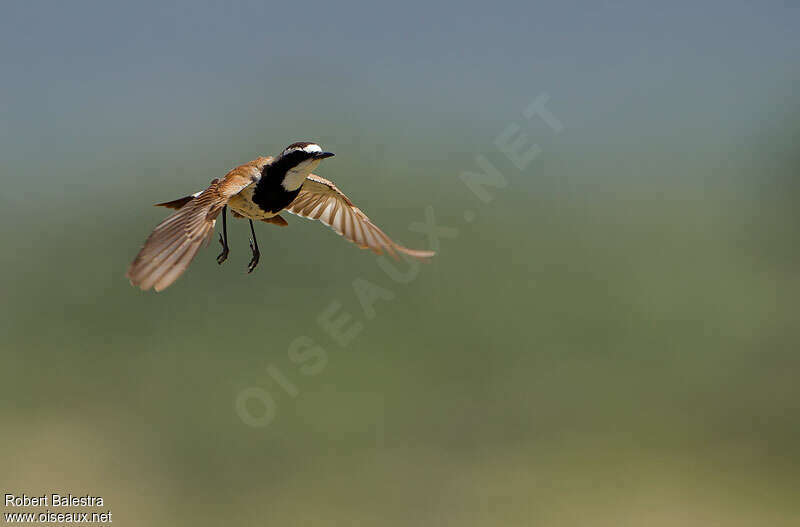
216;233;229;265
247;238;260;273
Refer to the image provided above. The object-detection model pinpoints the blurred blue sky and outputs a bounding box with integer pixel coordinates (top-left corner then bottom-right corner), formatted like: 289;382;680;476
1;1;797;163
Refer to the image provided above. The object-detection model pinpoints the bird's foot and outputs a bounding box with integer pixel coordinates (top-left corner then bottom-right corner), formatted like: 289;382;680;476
216;233;229;265
247;238;260;273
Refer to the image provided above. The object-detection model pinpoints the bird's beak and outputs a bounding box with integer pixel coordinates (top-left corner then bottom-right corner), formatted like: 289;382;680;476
314;151;335;160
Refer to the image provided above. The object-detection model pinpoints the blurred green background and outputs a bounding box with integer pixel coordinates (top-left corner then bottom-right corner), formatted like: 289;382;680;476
1;1;799;525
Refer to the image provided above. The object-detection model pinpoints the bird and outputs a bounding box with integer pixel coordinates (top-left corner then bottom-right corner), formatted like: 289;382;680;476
126;142;435;292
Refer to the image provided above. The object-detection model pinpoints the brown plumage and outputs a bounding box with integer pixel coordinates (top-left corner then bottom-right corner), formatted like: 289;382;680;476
127;157;268;292
127;153;433;292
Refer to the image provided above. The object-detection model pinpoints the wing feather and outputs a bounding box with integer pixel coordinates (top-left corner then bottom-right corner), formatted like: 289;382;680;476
284;174;434;260
127;159;266;291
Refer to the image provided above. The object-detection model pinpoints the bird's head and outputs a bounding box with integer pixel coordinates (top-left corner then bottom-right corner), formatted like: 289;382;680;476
275;142;335;190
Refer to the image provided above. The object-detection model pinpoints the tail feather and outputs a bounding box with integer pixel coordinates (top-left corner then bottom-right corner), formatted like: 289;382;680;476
154;191;201;210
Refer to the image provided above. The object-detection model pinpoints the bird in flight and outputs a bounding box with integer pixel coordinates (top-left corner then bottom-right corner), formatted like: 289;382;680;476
127;142;434;292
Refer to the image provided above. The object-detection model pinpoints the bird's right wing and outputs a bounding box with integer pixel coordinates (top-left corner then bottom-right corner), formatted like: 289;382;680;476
127;160;265;292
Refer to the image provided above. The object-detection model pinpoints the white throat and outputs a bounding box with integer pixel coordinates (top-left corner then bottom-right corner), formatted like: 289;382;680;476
281;158;321;191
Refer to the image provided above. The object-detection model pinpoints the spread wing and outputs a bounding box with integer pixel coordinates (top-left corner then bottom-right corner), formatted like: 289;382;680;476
127;160;265;292
285;174;434;260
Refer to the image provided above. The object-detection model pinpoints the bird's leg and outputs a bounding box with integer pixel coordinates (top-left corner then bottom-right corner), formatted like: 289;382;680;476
217;205;230;264
247;219;260;273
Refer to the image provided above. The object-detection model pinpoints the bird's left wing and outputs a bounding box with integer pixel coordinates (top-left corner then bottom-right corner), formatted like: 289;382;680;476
285;174;434;260
127;160;265;292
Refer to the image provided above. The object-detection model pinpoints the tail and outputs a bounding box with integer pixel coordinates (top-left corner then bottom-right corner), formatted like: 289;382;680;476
154;191;202;210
